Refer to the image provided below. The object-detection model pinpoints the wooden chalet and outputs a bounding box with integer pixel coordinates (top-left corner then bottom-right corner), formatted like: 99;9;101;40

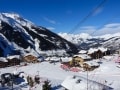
7;55;20;66
83;61;100;71
0;57;8;68
23;54;38;63
89;50;103;59
88;47;109;59
70;54;91;67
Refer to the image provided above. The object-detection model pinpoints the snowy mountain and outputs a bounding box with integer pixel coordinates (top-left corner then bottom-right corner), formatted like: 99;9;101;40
59;33;120;50
0;13;78;57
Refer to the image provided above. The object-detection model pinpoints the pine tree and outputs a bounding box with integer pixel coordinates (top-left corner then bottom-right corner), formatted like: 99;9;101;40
27;76;34;87
42;80;51;90
29;77;34;87
34;75;40;84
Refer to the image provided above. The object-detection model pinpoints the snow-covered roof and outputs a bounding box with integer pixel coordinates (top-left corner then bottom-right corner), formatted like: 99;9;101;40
88;48;98;54
84;61;99;67
78;50;87;54
0;57;8;62
88;47;108;54
74;54;91;60
61;75;111;90
22;53;38;57
46;57;60;61
98;47;108;52
7;55;20;59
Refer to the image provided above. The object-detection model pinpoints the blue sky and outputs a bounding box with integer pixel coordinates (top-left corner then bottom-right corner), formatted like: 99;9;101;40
0;0;120;35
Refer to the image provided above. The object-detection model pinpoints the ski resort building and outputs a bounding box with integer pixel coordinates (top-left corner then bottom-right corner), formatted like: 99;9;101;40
88;47;110;59
0;57;8;68
83;61;100;71
7;55;20;66
70;54;91;67
23;54;38;63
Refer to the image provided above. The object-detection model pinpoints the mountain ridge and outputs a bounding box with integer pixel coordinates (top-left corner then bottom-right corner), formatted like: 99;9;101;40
0;13;78;57
59;33;120;50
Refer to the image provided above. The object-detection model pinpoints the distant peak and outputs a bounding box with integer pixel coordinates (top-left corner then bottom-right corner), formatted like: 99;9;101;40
1;12;20;19
0;12;34;27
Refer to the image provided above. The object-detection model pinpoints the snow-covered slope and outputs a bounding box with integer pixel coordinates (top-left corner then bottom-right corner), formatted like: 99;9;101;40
59;33;120;50
0;13;78;57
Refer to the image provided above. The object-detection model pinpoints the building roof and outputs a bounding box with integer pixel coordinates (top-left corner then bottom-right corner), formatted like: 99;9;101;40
74;54;91;60
78;50;87;54
83;61;100;67
7;55;20;59
98;47;108;52
46;57;60;61
88;47;108;54
22;53;35;57
61;75;112;90
88;48;98;54
0;57;8;62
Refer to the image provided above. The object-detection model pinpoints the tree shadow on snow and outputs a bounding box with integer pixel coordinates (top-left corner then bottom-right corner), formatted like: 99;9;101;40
19;83;28;88
14;77;25;85
0;86;10;90
52;85;62;90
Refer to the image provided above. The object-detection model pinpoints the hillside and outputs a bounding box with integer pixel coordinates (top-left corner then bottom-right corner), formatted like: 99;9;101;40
0;13;78;57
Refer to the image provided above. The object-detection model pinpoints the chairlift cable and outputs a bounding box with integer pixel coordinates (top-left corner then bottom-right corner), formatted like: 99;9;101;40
90;13;120;36
68;0;108;34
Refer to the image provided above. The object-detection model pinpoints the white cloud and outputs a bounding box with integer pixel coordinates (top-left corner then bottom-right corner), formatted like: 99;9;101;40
75;23;120;36
104;23;120;28
44;17;57;24
81;26;96;29
74;26;96;34
46;27;55;30
95;23;120;35
78;29;96;34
